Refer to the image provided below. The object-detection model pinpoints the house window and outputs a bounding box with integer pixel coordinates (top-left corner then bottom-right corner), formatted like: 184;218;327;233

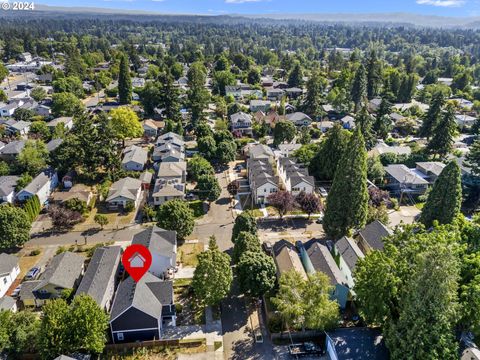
292;187;300;192
270;188;277;193
117;333;124;341
3;278;7;285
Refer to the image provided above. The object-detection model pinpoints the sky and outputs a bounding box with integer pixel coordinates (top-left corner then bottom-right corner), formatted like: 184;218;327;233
38;0;480;17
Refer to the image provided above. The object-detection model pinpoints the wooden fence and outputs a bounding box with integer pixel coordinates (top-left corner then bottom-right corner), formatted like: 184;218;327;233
103;338;206;355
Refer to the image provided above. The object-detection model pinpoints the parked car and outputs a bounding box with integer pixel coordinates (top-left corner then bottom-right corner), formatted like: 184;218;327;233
288;342;323;357
25;267;41;280
234;164;245;172
11;285;22;298
316;213;324;224
186;192;196;200
319;187;328;197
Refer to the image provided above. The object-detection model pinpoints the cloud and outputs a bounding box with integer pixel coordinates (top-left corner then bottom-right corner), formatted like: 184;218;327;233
225;0;267;3
416;0;465;7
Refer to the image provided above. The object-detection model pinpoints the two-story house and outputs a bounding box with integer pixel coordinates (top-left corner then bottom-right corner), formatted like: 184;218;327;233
109;273;176;343
230;112;253;137
132;226;177;279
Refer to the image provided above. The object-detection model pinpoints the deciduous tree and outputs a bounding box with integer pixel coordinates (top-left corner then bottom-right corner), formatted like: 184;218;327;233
296;192;322;219
187;155;214;182
0;205;31;249
232;210;257;242
195;175;221;203
236;251;276;297
267;191;295;219
232;231;261;263
273;121;296;146
156;199;194;240
192;236;233;306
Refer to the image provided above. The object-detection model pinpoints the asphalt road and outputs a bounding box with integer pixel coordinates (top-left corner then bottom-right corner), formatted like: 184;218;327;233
190;168;235;251
26;226;146;247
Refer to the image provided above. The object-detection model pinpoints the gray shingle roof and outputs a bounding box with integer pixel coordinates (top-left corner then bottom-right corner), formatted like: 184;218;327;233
249;144;274;159
356;220;392;251
385;164;429;185
110;272;173;321
0;176;20;197
307;242;347;286
47;138;63;152
35;252;84;290
336;237;364;271
0;296;16;311
0;253;18;276
122;145;148;166
47;117;73;127
0;140;26;155
75;246;122;306
230;111;252;123
18;168;56;197
10;120;30;131
286;112;312;122
106;177;142;202
132;226;176;260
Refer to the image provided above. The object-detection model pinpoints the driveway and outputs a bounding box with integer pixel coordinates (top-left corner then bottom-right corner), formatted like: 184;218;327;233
388;206;421;228
221;279;275;360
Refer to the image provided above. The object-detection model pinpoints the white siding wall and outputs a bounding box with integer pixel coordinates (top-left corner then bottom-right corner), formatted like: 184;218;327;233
0;265;20;297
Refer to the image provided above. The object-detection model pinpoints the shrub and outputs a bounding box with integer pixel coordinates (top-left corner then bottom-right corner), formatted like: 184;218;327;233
124;201;135;213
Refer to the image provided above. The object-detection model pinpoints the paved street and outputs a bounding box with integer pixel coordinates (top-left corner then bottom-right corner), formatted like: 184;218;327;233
258;218;325;244
26;225;146;247
190;168;235;251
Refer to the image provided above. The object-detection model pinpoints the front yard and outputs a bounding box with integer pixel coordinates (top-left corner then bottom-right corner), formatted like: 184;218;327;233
178;243;204;267
173;279;205;326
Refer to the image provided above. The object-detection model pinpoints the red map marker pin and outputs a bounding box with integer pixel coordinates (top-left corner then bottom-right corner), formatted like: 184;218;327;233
122;244;152;282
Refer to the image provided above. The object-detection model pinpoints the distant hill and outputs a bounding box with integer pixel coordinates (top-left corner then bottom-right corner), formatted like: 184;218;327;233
7;4;480;29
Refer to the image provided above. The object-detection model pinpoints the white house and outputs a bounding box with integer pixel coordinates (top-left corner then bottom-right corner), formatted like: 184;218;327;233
132;226;177;278
248;158;279;205
0;176;20;203
0;253;20;298
230;112;253;136
106;177;143;210
277;157;315;196
122;145;148;171
16;168;58;205
455;114;477;128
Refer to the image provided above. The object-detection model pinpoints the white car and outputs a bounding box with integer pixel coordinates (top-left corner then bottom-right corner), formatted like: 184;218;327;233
319;187;328;197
